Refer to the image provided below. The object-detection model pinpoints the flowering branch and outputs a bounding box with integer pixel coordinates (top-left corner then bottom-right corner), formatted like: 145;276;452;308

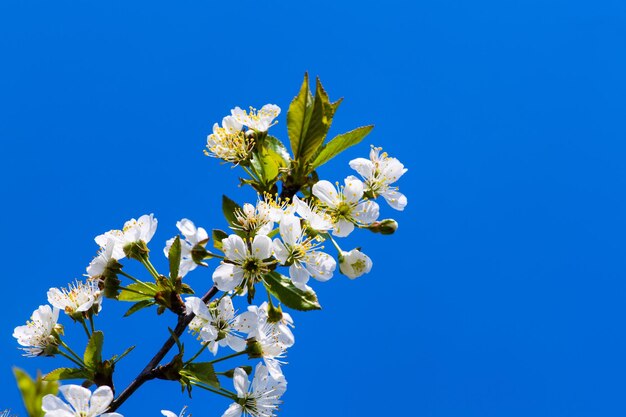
108;285;219;412
12;73;408;417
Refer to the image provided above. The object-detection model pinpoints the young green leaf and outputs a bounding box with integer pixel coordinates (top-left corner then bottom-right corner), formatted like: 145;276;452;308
43;367;92;382
13;367;58;417
212;229;229;251
263;271;322;311
118;282;158;302
168;235;182;281
123;300;155;317
297;78;333;163
312;125;374;168
83;331;104;369
222;195;246;237
287;73;314;159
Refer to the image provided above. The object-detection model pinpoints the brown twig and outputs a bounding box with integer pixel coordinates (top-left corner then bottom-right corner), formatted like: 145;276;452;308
108;286;219;412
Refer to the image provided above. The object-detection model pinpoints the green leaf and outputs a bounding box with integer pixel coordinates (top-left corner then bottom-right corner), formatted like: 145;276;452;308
168;236;182;280
287;73;314;160
84;331;104;368
181;362;220;388
43;367;91;382
118;282;158;301
254;136;291;184
297;78;341;164
222;195;245;236
212;229;228;251
123;300;155;317
111;345;136;365
220;366;253;378
263;271;322;311
312;125;374;168
14;367;58;417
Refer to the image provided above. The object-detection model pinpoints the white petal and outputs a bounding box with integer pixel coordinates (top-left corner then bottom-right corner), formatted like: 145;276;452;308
279;215;301;246
59;385;91;414
353;200;380;224
343;176;364;204
312;180;339;207
333;218;355;237
233;368;249;397
42;394;73;413
251;235;272;259
176;218;197;239
218;296;235;320
382;189;407;211
272;239;289;264
88;385;114;415
226;334;247;352
221;403;243;417
222;235;248;262
161;412;178;417
349;158;375;179
305;252;336;282
212;264;243;292
289;264;310;290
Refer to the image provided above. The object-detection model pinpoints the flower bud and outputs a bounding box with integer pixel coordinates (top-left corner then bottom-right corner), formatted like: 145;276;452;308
367;219;398;235
339;249;373;279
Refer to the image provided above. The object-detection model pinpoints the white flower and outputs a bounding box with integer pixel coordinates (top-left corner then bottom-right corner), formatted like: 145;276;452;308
42;384;122;417
230;104;281;132
312;177;380;237
339;249;373;279
205;116;253;164
236;304;291;381
232;201;274;236
349;145;408;210
212;234;273;292
161;407;189;417
221;364;286;417
272;214;336;290
236;302;295;348
95;214;158;260
164;219;209;277
86;237;117;278
47;280;102;317
292;196;333;232
185;296;246;354
13;305;60;357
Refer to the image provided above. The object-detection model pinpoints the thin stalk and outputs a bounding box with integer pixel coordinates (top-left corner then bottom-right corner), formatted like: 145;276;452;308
191;381;237;399
184;343;208;365
59;340;85;366
89;316;96;333
209;350;247;365
139;255;160;279
58;351;85;368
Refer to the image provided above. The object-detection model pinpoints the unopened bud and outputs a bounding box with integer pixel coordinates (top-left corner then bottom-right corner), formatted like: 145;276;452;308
367;219;398;235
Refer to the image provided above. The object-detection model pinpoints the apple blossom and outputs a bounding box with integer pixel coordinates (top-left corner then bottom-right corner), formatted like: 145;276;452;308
230;104;281;132
221;364;286;417
164;219;209;277
42;385;122;417
212;234;273;293
13;305;60;357
47;279;102;317
185;296;246;354
339;249;373;279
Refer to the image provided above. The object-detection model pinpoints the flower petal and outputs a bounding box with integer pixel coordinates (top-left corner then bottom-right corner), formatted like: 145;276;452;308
343;176;364;204
233;368;249;397
312;180;339;207
212;263;243;292
251;235;272;259
88;385;114;415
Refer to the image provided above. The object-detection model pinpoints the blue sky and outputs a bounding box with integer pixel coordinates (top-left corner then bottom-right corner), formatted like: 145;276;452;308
2;1;626;416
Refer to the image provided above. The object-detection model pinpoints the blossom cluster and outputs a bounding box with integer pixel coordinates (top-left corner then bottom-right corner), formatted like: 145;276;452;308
12;82;407;417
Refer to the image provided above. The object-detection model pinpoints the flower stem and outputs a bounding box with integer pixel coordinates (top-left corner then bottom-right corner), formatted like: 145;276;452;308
59;340;85;366
209;350;247;365
184;343;208;365
58;350;85;368
139;255;160;280
89;316;96;333
79;319;91;338
191;381;237;399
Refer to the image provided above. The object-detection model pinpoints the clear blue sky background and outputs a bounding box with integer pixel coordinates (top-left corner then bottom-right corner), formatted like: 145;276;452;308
1;1;626;416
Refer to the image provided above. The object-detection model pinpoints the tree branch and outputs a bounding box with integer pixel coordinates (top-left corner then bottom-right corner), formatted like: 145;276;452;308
108;285;219;412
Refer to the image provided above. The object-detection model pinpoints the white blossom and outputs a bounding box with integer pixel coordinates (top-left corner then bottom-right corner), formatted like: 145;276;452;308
272;214;336;290
312;177;380;237
212;234;273;292
349;145;408;210
86;237;117;278
13;305;60;357
42;384;122;417
231;104;281;132
185;296;246;354
164;219;209;277
221;364;286;417
95;214;158;260
47;280;102;317
339;249;373;279
292;196;333;232
205;116;253;164
236;302;295;348
232;201;274;236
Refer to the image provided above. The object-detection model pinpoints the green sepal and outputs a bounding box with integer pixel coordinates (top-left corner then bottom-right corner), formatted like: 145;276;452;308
263;271;322;311
312;125;374;168
180;362;220;388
